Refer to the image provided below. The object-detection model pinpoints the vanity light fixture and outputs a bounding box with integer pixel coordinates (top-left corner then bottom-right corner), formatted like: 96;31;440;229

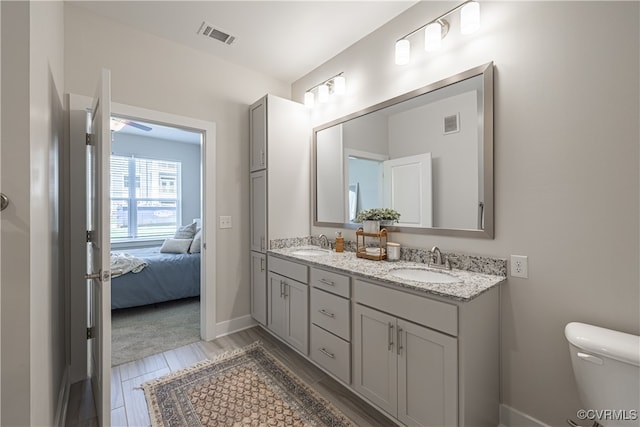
303;72;346;108
318;84;329;103
394;0;480;65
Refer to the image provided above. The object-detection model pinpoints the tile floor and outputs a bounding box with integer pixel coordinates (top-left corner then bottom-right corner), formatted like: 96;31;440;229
66;326;397;427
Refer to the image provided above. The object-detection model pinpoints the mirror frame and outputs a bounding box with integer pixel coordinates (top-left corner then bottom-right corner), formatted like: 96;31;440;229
312;62;494;238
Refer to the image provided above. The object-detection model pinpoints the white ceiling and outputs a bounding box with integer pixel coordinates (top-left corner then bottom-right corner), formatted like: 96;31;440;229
70;1;417;84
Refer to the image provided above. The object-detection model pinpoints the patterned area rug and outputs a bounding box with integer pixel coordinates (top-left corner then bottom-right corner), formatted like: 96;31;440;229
141;342;354;427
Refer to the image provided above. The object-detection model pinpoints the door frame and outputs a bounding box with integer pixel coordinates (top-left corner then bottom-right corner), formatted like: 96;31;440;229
68;94;217;383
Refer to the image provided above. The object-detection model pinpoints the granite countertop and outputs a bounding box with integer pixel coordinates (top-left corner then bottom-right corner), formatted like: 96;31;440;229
268;246;506;302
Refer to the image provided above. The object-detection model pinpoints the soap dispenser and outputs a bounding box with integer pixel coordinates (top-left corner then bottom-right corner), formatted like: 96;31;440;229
335;232;344;253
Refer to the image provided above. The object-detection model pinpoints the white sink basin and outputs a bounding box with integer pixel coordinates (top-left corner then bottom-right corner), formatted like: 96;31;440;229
389;268;460;284
291;247;332;256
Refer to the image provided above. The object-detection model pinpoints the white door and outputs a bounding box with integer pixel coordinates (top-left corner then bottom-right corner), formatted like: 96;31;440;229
86;68;112;427
383;153;433;227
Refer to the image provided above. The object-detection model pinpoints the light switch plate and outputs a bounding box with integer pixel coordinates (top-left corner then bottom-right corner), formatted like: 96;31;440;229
510;255;528;279
219;216;232;229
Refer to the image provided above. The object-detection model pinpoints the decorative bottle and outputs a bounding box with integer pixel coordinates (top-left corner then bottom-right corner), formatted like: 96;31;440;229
335;232;344;253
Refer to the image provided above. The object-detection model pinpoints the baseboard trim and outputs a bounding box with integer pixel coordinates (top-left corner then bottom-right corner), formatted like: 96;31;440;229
54;365;71;427
215;315;257;338
500;404;552;427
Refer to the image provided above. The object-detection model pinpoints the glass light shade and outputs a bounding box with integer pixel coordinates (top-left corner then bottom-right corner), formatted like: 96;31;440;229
424;22;442;51
461;1;480;35
318;84;329;103
304;91;315;108
395;39;410;65
333;76;346;95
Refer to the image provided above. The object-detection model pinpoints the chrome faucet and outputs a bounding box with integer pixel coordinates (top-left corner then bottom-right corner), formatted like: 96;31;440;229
318;234;332;250
429;246;451;270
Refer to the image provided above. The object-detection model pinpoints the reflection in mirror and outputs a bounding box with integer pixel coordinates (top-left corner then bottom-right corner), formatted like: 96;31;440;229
313;62;493;238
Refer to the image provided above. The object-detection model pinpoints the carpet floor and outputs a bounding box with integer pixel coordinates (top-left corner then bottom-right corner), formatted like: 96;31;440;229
141;342;354;427
111;297;201;366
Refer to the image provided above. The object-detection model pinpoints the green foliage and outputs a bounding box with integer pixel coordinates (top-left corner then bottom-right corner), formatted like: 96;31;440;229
354;208;401;223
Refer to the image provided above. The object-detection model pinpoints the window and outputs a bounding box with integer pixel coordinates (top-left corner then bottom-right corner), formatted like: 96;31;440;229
111;155;181;241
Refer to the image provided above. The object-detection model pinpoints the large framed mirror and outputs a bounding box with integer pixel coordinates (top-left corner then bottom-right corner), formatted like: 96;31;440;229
313;62;494;238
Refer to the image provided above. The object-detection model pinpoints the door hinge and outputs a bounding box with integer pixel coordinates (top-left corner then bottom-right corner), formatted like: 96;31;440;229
86;326;95;339
86;230;94;243
86;133;93;146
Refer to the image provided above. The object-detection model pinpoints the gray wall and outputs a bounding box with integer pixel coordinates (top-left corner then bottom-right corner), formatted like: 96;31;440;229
1;1;66;425
294;2;639;425
64;3;289;325
112;133;202;230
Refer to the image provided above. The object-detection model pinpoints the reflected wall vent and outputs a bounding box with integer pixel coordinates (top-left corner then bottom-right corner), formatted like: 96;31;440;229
197;21;236;45
443;113;460;134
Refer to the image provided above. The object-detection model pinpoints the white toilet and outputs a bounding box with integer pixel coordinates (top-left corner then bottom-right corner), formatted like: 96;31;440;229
565;322;640;426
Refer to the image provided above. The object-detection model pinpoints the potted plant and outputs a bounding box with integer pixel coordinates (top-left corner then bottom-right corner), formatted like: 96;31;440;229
355;208;401;233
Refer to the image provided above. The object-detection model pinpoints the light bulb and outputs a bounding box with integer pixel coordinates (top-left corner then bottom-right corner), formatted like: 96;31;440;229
461;1;480;35
424;22;442;51
395;39;410;65
304;91;315;108
333;76;346;95
318;84;329;103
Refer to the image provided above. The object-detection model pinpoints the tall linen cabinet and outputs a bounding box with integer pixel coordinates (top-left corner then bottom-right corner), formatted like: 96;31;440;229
249;94;310;325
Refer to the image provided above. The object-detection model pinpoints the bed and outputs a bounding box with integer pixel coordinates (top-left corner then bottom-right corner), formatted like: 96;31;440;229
110;246;201;310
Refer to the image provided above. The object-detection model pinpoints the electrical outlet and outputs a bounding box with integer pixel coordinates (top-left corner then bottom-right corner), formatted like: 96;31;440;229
219;216;232;229
510;255;528;279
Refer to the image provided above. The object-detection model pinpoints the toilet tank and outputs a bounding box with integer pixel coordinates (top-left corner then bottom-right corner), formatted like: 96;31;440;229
565;322;640;427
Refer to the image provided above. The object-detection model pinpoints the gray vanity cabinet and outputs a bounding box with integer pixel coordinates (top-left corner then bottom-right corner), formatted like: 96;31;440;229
267;272;309;355
250;170;267;253
267;257;309;355
353;281;458;426
250;252;267;325
249;98;266;172
309;267;352;384
248;94;309;326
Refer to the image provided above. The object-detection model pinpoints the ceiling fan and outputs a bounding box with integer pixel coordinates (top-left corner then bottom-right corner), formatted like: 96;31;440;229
110;117;152;132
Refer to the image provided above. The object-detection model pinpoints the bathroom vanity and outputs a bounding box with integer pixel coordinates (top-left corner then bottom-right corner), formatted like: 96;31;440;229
265;247;505;427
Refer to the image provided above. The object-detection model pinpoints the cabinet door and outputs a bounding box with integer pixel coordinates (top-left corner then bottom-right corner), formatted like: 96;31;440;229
397;319;458;427
249;97;267;171
284;278;309;355
267;272;287;338
250;170;267;252
353;304;398;417
250;252;267;325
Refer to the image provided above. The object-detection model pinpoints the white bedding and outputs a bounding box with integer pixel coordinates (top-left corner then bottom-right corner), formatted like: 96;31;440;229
110;252;148;276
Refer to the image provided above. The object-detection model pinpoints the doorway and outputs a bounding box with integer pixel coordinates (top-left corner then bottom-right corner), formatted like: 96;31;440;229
67;95;217;388
109;116;204;366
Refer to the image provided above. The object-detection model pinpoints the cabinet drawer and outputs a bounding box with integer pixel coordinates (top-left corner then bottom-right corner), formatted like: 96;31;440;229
310;267;350;298
310;325;351;384
269;256;308;284
354;279;458;336
310;288;350;341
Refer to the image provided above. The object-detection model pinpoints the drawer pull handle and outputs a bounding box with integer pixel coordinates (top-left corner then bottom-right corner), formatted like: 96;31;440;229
318;309;335;318
397;327;403;355
388;322;394;351
319;348;335;359
319;278;335;286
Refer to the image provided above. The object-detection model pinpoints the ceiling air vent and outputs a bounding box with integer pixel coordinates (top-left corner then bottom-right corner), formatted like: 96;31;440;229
197;21;236;45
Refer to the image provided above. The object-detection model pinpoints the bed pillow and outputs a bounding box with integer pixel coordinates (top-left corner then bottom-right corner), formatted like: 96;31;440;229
160;238;192;254
174;222;197;240
189;229;202;253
